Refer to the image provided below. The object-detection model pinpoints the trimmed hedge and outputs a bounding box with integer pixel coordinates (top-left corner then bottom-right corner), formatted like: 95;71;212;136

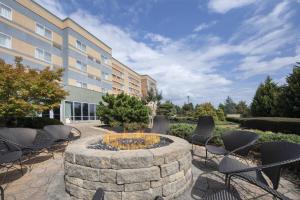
168;123;300;145
169;116;198;124
0;117;63;129
226;117;300;135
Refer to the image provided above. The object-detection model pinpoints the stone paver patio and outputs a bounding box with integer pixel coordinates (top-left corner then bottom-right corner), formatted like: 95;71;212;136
2;123;300;200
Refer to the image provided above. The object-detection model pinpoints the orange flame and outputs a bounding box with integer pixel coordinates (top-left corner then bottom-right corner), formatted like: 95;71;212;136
103;133;160;150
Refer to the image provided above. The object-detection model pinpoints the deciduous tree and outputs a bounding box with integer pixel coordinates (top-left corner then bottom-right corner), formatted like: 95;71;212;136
0;57;68;120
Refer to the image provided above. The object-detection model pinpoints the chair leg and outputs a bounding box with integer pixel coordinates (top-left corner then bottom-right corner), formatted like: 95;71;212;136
205;149;208;165
0;185;4;200
19;159;24;175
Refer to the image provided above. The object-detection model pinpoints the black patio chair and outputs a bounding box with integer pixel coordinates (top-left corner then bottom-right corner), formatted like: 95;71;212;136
218;141;300;198
0;185;3;200
0;138;24;184
43;125;81;144
205;130;259;164
151;115;170;134
93;188;104;200
189;116;215;153
0;128;54;158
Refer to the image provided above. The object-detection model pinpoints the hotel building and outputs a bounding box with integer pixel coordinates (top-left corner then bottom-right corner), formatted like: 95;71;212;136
112;58;142;98
141;75;157;98
0;0;156;123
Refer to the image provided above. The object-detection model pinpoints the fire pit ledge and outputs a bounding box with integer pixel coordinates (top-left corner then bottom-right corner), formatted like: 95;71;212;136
64;134;192;200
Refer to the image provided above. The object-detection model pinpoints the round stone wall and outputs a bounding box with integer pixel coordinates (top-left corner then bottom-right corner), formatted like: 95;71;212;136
64;134;192;200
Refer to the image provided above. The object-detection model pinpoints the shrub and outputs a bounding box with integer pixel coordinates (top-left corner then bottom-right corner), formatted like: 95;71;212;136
168;123;195;139
169;123;300;146
0;117;63;129
226;117;242;123
123;122;148;132
170;116;198;124
216;108;225;121
194;103;218;121
97;93;150;126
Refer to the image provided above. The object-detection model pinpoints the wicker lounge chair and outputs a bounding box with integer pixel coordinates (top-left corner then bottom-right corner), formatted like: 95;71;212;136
217;141;300;198
205;130;259;163
151;115;170;134
0;128;54;157
0;185;3;200
43;125;81;144
0;138;24;184
189;116;215;154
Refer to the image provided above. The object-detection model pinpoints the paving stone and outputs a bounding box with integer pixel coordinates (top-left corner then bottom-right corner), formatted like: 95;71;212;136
125;182;151;192
99;169;117;183
163;176;186;196
65;162;99;181
160;161;179;177
66;176;124;192
122;187;162;200
104;191;122;200
117;166;160;184
111;150;154;169
75;153;112;169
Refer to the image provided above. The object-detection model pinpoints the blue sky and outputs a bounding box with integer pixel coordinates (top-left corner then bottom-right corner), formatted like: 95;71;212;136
35;0;300;106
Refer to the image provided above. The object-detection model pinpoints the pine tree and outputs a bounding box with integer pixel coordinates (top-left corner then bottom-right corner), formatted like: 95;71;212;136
250;76;279;116
224;96;237;114
280;63;300;117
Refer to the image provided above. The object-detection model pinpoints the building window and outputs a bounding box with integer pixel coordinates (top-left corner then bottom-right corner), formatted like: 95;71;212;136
75;60;87;72
35;48;52;63
102;72;109;80
83;103;89;120
74;102;82;120
36;23;52;40
0;3;12;20
65;101;97;121
76;40;86;52
0;32;11;48
65;101;73;120
89;104;96;120
102;87;108;93
76;81;87;89
101;55;109;65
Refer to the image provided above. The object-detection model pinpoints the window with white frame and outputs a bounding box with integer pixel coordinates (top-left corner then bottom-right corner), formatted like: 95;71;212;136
36;23;52;40
35;48;52;63
0;3;12;20
102;72;109;80
76;40;86;52
101;55;109;65
76;81;87;89
75;60;87;72
0;32;11;48
65;101;97;121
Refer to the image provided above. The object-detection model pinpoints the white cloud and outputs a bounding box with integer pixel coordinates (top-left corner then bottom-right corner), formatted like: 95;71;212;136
144;33;171;45
208;0;257;14
33;0;299;105
193;21;217;32
237;55;300;78
233;1;298;77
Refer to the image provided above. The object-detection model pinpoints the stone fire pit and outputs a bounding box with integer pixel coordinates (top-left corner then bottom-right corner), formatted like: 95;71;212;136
64;134;192;200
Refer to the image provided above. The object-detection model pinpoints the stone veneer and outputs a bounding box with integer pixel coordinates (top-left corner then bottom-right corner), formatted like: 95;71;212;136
64;134;192;200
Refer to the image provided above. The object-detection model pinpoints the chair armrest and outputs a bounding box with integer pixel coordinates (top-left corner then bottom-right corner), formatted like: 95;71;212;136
205;135;219;146
71;127;81;139
225;140;259;156
222;155;300;174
